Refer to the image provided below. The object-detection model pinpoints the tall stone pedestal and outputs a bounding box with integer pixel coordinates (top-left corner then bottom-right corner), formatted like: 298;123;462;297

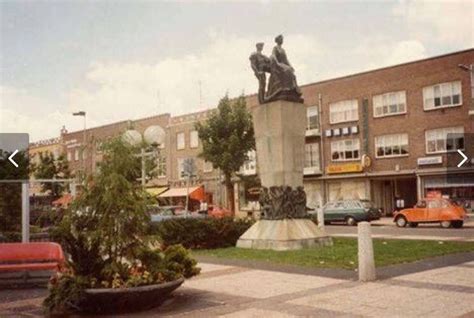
237;100;331;250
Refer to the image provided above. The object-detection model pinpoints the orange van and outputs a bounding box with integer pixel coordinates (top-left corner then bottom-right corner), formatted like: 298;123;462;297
394;198;467;228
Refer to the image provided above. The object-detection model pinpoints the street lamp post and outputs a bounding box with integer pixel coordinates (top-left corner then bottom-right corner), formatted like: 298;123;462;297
123;125;166;187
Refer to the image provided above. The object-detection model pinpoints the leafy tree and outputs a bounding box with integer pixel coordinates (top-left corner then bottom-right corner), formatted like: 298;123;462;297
195;95;255;214
45;137;199;314
32;152;71;198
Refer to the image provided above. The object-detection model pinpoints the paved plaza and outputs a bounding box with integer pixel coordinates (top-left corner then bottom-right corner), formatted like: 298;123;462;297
1;259;473;317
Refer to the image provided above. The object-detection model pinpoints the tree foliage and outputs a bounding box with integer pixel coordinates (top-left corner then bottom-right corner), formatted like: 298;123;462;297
32;152;71;198
46;137;199;314
195;95;255;213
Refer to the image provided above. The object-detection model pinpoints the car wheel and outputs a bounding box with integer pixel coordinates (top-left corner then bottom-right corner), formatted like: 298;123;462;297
440;221;452;228
409;222;418;228
452;221;463;229
395;216;407;228
345;216;357;226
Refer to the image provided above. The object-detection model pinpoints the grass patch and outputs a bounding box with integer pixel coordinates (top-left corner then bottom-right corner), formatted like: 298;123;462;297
192;238;474;270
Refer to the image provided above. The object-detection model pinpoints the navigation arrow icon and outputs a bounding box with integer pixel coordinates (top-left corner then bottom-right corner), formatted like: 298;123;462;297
457;149;468;168
8;149;19;168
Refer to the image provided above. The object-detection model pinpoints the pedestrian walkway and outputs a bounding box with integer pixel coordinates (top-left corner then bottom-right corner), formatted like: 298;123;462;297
1;260;473;317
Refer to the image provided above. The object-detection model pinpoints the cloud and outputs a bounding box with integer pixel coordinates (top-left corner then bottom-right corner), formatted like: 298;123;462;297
0;32;434;142
392;0;473;48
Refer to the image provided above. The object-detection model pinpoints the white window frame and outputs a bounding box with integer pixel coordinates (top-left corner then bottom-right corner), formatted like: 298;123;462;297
423;81;462;111
329;99;358;124
190;130;199;149
306;106;319;131
74;149;79;161
157;156;166;178
203;160;213;173
375;133;409;159
241;150;257;175
305;142;320;169
425;126;464;154
176;132;185;150
331;139;360;162
373;91;407;118
177;158;185;180
67;151;72;162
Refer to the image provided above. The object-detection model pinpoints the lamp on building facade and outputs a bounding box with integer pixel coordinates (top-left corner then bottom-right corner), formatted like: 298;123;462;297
123;125;166;187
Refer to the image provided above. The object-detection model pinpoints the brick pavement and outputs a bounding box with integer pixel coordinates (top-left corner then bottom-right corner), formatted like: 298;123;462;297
1;260;473;317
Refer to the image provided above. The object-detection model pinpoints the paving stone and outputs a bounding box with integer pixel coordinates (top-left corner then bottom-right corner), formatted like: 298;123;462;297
219;308;298;318
185;269;344;299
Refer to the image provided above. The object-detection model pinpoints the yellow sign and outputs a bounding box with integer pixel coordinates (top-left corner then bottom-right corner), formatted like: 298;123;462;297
326;163;363;174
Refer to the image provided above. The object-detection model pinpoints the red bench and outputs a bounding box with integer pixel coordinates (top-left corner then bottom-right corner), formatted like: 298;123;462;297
0;242;65;273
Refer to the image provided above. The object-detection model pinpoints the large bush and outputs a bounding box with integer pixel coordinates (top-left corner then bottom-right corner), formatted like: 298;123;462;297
44;138;200;315
153;217;254;249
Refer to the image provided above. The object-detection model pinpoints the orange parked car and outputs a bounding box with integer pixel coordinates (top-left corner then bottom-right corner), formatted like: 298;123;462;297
394;198;467;228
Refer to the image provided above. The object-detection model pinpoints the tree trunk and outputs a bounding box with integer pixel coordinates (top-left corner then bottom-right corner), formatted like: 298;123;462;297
225;174;235;216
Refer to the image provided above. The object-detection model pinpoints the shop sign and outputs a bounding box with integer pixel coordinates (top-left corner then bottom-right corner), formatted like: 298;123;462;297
417;156;442;166
326;163;363;174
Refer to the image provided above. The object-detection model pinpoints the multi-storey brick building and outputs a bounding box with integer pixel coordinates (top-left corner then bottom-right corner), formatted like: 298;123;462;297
238;48;474;215
58;48;473;216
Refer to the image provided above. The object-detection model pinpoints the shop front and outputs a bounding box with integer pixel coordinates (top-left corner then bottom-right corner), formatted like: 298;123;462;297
370;176;417;216
421;172;474;212
158;185;206;211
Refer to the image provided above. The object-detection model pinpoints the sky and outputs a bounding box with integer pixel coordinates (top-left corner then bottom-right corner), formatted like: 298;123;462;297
0;0;473;142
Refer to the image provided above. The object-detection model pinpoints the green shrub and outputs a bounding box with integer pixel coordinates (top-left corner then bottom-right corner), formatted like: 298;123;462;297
153;217;254;249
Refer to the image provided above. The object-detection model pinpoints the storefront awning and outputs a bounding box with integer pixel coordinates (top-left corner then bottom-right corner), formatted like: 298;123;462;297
159;186;205;201
146;187;168;196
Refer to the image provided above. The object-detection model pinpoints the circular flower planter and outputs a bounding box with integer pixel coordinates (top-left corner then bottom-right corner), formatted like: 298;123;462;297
77;278;184;314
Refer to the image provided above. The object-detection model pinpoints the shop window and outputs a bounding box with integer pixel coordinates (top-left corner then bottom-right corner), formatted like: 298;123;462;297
176;132;185;150
306;106;319;130
331;139;360;162
423;81;462;110
373;91;406;117
375;133;409;158
329;99;358;124
425;127;464;154
190;130;199;148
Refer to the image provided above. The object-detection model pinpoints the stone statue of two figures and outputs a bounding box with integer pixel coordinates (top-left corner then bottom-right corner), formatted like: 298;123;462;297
249;34;304;104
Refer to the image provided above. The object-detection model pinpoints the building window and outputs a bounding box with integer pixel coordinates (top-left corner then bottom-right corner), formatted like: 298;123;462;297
373;91;406;117
190;130;199;148
425;126;464;154
423;81;462;110
331;139;360;162
375;133;409;158
306;106;319;131
203;160;213;173
241;150;257;175
176;132;185;150
67;151;72;161
329;99;358;124
305;142;320;169
157;156;166;178
177;158;185;179
74;149;79;161
82;149;87;160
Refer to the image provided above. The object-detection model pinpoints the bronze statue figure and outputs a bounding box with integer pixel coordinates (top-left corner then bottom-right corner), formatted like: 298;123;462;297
249;35;304;104
249;42;271;104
